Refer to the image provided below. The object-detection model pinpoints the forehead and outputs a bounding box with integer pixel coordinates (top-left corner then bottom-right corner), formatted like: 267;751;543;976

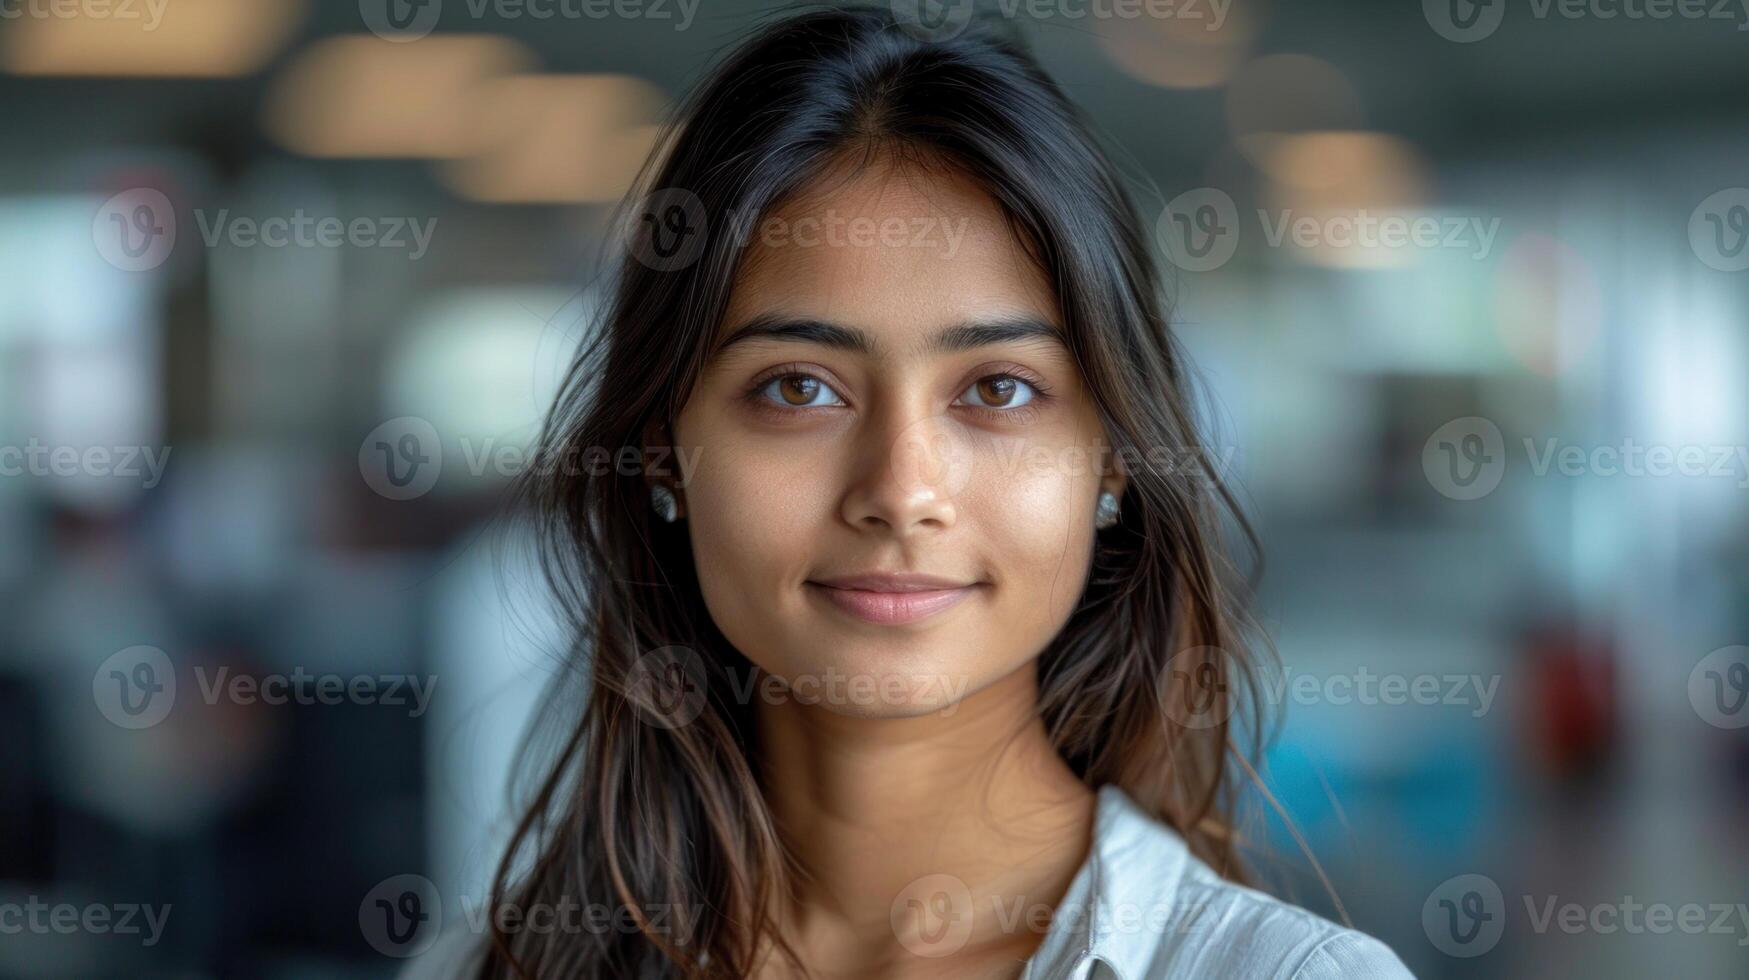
719;157;1060;352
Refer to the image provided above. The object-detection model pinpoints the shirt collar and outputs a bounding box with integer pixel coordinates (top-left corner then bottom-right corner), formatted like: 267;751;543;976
1025;783;1192;980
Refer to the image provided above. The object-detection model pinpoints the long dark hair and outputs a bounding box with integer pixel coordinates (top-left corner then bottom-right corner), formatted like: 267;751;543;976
483;5;1271;977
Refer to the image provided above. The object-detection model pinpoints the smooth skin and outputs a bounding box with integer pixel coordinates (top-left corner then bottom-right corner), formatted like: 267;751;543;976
669;155;1126;979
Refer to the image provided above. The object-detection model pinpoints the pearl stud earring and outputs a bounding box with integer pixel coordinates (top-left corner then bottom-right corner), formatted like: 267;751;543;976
651;484;679;523
1095;490;1120;529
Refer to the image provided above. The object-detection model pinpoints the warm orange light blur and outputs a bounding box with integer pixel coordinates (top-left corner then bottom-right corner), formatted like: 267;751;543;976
1259;132;1427;204
1256;131;1432;268
264;35;537;159
439;75;667;204
2;0;306;77
1094;7;1261;90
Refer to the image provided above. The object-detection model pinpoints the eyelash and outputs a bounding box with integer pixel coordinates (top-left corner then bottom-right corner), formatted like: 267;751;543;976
741;363;1052;422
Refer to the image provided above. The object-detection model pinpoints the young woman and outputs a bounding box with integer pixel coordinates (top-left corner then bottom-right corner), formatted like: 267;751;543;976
412;5;1413;978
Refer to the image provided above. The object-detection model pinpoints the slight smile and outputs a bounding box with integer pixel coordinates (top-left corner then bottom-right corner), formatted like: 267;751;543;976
804;572;983;626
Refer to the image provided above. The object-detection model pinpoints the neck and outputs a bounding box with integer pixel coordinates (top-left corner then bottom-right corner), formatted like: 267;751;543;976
752;662;1096;974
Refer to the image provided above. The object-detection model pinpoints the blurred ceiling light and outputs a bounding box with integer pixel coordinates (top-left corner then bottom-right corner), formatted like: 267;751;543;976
264;35;536;158
1225;54;1364;163
1259;132;1425;202
1256;131;1432;269
1094;5;1261;90
3;0;305;77
439;74;666;204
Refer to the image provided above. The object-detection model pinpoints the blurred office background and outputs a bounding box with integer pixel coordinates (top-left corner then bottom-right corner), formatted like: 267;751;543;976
2;0;1747;976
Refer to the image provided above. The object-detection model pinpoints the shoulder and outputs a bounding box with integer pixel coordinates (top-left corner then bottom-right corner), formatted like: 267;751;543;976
1090;786;1413;979
1149;857;1414;979
1287;929;1415;980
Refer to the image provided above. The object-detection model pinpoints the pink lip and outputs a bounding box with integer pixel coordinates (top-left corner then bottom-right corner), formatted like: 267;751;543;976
806;573;981;625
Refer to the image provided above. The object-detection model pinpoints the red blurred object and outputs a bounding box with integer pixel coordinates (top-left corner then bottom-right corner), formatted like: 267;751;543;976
1524;624;1618;786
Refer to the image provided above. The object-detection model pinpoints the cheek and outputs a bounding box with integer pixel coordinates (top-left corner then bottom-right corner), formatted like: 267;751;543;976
969;446;1100;643
677;425;831;637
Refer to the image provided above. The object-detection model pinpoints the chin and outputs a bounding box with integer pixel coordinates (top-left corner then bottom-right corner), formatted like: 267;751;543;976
760;646;981;719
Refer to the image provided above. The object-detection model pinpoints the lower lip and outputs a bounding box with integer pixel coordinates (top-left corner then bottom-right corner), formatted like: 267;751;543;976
806;584;977;625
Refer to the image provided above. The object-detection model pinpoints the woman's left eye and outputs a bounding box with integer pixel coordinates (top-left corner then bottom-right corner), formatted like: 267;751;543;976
956;374;1037;409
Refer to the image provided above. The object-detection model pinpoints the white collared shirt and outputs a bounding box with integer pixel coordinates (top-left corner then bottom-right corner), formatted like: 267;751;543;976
1022;783;1414;980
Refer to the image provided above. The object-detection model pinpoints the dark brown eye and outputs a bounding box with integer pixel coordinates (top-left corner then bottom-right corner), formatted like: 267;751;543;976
976;377;1018;406
779;376;819;405
756;373;842;408
957;374;1038;411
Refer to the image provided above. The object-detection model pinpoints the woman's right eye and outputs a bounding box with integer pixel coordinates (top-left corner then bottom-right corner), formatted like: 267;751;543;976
757;374;846;408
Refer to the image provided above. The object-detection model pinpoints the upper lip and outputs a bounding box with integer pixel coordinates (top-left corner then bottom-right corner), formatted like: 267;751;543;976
808;572;977;592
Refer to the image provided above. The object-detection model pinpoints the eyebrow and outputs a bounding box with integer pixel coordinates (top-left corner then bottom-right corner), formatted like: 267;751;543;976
714;313;1065;357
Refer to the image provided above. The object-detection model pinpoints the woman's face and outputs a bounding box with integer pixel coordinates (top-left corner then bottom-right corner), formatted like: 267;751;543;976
671;160;1121;717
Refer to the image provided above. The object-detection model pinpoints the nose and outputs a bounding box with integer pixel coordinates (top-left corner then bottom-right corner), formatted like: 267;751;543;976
838;412;963;535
